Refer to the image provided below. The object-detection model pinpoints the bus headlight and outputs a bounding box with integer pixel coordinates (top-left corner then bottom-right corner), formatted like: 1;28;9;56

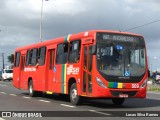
140;79;147;88
96;77;107;88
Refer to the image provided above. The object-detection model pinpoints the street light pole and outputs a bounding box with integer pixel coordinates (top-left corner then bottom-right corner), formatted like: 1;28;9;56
40;0;49;42
40;0;43;42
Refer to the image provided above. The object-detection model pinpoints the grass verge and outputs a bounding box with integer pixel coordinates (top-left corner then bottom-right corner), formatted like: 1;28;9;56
147;86;160;92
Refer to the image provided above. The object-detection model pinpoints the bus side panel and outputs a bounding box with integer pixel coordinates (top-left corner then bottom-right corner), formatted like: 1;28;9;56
52;64;62;93
13;52;23;89
32;66;46;92
13;67;20;89
21;69;29;90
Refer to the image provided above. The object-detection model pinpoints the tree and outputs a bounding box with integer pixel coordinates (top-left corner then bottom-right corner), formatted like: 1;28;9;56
8;54;14;64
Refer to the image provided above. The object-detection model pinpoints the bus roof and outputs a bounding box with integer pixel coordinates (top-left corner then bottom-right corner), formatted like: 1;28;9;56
15;30;143;52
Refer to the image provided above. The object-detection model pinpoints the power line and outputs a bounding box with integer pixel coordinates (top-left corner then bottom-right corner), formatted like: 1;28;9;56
124;19;160;31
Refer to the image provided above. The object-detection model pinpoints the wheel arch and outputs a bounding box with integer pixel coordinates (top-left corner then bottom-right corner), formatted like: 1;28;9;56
68;77;76;94
27;77;33;89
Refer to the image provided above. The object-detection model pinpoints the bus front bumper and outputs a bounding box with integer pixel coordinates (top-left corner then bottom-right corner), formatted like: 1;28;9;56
90;87;146;98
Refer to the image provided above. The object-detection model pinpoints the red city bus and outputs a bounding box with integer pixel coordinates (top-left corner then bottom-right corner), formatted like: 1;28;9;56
13;30;148;105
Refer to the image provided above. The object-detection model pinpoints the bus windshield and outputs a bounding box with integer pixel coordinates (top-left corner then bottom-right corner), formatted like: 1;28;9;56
96;32;146;82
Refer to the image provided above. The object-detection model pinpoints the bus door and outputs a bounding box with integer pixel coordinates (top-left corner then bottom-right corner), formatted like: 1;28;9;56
46;49;55;92
82;45;93;95
13;52;21;89
20;55;25;88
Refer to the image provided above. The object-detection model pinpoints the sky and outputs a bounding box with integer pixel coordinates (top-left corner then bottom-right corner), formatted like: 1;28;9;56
0;0;160;71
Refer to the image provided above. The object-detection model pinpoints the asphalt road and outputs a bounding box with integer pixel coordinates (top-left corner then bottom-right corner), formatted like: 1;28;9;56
0;81;160;120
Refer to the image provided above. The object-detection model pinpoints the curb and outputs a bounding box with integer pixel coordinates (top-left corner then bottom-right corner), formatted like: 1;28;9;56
147;91;160;94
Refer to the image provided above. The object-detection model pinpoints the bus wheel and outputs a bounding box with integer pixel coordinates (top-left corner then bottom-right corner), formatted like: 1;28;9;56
70;83;80;105
29;81;36;97
112;98;125;105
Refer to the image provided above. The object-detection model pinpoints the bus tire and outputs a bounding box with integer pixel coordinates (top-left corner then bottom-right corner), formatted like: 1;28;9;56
29;80;37;97
70;83;80;105
112;98;125;105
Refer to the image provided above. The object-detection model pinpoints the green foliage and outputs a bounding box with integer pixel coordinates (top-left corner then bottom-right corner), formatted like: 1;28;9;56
148;86;160;92
8;54;14;64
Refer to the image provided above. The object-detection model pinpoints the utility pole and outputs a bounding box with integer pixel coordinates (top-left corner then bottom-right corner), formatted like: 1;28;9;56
40;0;43;42
40;0;49;42
1;53;5;69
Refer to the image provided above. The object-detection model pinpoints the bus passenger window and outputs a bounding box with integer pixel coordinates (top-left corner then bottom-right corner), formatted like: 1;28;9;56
31;48;38;66
68;40;81;63
26;50;32;66
14;52;20;67
56;43;68;64
39;46;46;66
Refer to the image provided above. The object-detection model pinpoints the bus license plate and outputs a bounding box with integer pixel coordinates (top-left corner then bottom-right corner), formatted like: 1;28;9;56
119;94;128;98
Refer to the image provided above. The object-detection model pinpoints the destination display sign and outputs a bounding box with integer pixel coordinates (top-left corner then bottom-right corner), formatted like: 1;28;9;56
96;32;144;44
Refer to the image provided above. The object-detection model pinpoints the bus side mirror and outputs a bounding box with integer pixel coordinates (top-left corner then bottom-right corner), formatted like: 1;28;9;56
90;45;96;55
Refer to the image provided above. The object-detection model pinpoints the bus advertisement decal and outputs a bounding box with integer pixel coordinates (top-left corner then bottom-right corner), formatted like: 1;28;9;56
64;34;71;42
108;82;123;89
24;68;36;72
67;65;79;75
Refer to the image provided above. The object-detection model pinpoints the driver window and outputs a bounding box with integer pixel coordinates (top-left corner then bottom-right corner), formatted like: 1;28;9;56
68;40;81;63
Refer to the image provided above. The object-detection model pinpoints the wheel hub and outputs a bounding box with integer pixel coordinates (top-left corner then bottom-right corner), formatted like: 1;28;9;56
71;89;77;101
29;85;33;94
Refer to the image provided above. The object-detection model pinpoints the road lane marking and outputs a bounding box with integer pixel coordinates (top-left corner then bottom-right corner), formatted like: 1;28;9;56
0;117;5;120
89;110;111;116
0;92;7;94
23;96;31;99
39;100;51;103
60;104;75;108
0;84;7;87
147;91;160;95
9;94;17;96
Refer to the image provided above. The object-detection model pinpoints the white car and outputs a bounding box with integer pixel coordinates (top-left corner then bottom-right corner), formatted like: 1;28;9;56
2;69;13;81
156;74;160;81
